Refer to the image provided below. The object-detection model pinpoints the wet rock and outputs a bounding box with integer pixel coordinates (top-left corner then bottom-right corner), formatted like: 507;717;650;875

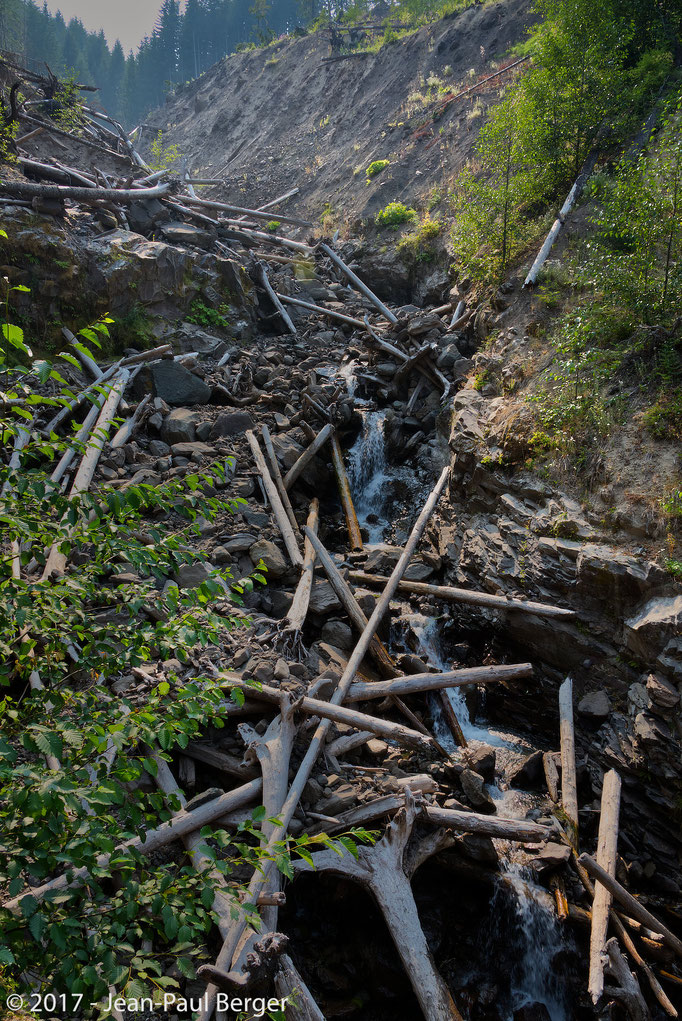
532;841;571;871
508;750;543;789
576;545;664;617
209;411;254;439
513;1003;552;1021
455;833;498;862
465;744;496;783
625;595;682;659
460;768;495;811
249;539;287;578
577;689;611;721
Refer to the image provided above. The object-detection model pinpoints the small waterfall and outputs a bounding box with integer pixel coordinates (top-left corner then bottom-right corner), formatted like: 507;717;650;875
347;410;390;542
405;612;508;748
495;867;570;1021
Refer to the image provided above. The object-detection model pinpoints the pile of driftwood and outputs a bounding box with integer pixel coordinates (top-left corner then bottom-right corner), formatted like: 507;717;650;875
3;61;682;1021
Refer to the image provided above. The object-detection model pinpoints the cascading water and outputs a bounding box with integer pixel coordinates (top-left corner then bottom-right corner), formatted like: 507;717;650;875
347;410;391;543
340;365;574;1020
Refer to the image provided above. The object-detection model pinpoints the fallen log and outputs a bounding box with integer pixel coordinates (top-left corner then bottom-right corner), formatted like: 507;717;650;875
220;678;438;754
255;262;297;335
197;469;451;1019
318;242;398;325
50;398;103;485
261;424;300;539
3;779;262;912
183;742;259;781
277;292;366;329
329;428;363;551
559;676;579;847
182;193;312;228
283;422;332;491
604;937;650;1021
225;227;313;254
295;791;463;1020
0;179;171;203
350;570;576;617
278;499;319;654
245;430;303;568
425;805;554;843
110;394;151;449
579;855;682;960
274;954;325;1021
524;150;600;289
345;663;533;702
589;769;622;1004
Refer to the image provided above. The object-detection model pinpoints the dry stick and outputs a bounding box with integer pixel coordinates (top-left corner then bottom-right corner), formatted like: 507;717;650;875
245;430;303;568
277;292;366;329
149;748;238;940
282;422;332;491
303;527;448;750
329;428;363;551
318;241;398;325
304;528;395;677
345;663;533;701
348;571;576;619
524;149;600;288
260;424;300;538
3;780;262;913
604;938;651;1021
450;300;466;329
198;467;451;1021
580;855;682;961
182;193;312;228
559;676;579;848
110;394;151;449
221;678;437;754
0;179;171;203
255;262;296;335
42;371;129;579
256;186;300;211
589;770;622;1003
283;499;319;635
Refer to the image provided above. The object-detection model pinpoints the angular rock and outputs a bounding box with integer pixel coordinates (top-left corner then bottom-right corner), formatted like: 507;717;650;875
161;408;204;444
309;581;343;616
170;441;213;459
460;768;495;811
577;689;611;721
209;411;254;439
465;744;496;783
174;562;215;589
645;672;679;710
320;619;354;650
532;841;571;870
249;539;287;578
508;749;543;789
625;595;682;659
146;361;211;407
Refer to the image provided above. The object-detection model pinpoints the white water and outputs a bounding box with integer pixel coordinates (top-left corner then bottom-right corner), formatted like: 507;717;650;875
341;368;571;1020
347;410;391;543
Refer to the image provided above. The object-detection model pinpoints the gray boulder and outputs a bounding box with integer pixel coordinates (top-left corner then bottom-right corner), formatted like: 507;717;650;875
210;411;254;439
249;539;287;578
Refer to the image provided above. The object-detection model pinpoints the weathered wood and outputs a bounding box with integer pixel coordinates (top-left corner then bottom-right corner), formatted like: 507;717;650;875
0;178;170;203
589;769;622;1004
184;742;258;781
110;394;151;449
183;193;312;227
604;937;650;1021
559;676;579;846
282;498;319;645
274;954;326;1021
580;854;682;960
3;779;262;912
425;805;554;843
277;292;366;328
261;424;300;538
221;677;437;754
295;792;462;1020
543;751;560;803
234;229;313;253
255;262;297;334
319;242;398;325
329;428;363;552
345;663;533;702
450;300;466;328
524;150;600;289
198;469;451;1019
348;570;576;619
303;527;395;677
438;689;468;748
283;422;332;491
246;430;303;568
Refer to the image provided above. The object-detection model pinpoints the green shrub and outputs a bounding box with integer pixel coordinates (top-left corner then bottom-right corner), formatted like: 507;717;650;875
366;159;389;182
396;217;442;261
187;300;231;332
375;202;417;228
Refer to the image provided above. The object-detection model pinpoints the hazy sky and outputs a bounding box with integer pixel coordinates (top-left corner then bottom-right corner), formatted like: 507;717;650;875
43;0;162;53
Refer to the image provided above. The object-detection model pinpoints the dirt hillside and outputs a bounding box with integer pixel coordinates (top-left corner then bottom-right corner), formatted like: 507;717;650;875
150;0;534;224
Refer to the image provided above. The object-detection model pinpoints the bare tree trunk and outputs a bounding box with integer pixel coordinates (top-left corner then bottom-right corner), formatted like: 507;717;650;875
589;770;622;1003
